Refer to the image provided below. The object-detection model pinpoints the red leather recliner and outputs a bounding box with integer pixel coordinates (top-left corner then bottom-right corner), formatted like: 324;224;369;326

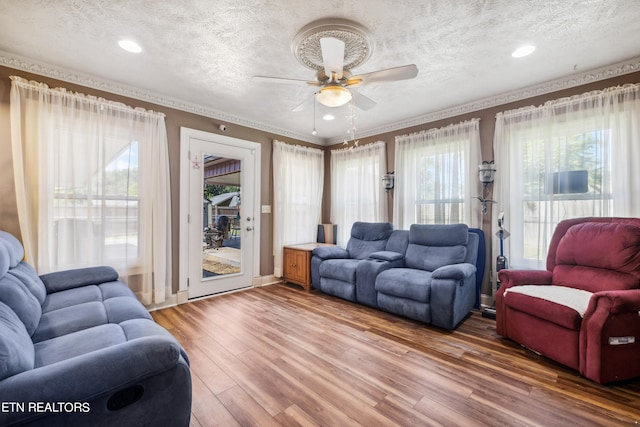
496;217;640;384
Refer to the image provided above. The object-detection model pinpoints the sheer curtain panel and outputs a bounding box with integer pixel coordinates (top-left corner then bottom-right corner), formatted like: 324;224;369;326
493;83;640;271
272;140;324;277
10;76;172;305
394;119;482;230
330;141;388;246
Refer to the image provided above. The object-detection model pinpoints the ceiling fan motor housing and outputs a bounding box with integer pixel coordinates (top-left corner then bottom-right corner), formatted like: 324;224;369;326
292;18;374;73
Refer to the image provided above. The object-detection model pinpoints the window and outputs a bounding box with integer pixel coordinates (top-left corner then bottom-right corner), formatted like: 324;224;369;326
517;127;612;265
10;76;172;305
330;141;387;246
394;119;482;229
52;142;141;268
272;140;324;277
494;84;640;269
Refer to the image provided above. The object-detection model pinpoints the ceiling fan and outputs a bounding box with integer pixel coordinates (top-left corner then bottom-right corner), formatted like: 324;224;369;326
253;20;418;112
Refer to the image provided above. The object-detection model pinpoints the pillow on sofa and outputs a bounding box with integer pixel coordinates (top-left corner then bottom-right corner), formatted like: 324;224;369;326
0;301;34;380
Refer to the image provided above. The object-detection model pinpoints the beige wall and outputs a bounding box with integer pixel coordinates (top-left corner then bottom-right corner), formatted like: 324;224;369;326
1;64;639;299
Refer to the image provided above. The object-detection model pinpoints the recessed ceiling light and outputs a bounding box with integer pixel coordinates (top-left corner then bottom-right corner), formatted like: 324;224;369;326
322;114;335;121
118;39;142;53
512;45;535;58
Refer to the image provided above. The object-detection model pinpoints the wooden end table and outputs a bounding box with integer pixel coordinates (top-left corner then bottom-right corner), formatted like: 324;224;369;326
283;243;334;291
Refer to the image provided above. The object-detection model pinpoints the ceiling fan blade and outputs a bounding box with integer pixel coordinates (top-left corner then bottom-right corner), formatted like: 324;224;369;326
320;37;345;81
350;90;377;111
253;75;319;86
348;64;418;86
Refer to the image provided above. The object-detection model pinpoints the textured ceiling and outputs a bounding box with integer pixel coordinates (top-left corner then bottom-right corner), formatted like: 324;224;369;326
0;1;639;144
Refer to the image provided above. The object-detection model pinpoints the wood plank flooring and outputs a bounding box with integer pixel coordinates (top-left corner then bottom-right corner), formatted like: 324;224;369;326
152;283;640;426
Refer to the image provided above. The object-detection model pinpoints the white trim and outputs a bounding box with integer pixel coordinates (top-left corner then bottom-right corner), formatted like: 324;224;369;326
253;274;281;287
178;127;261;299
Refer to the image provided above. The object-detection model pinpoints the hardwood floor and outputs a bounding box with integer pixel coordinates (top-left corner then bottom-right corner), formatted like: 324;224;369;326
152;284;640;426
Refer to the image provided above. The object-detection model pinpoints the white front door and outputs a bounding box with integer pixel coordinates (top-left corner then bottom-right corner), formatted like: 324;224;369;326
179;127;260;299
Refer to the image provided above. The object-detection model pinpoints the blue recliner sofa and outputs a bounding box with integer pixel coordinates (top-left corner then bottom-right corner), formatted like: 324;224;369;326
311;222;482;330
0;231;192;427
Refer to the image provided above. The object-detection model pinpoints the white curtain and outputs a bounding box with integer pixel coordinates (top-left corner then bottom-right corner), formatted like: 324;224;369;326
272;140;324;277
330;141;388;246
10;76;172;305
493;83;640;272
394;119;482;230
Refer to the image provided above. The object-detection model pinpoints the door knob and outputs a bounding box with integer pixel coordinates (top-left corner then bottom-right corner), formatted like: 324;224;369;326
246;226;253;231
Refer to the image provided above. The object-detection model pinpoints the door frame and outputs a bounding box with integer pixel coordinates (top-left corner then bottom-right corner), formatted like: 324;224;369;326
178;126;261;300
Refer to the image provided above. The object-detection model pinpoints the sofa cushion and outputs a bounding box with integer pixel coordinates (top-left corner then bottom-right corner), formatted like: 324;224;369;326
0;301;34;380
0;274;42;337
404;224;468;272
553;265;639;293
376;268;432;302
319;259;360;283
32;301;108;343
504;285;592;330
0;231;26;269
41;285;103;313
33;323;126;368
9;263;47;305
556;222;640;272
104;296;153;323
0;231;48;305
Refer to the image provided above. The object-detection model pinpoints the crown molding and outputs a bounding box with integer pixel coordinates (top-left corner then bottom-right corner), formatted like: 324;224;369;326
0;50;325;145
2;50;638;147
326;55;640;145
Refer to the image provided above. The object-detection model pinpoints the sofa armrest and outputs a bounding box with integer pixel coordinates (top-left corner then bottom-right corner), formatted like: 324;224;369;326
0;336;183;426
432;263;476;280
497;269;553;290
430;265;478;329
495;270;553;335
580;289;640;383
312;246;349;260
39;266;120;293
368;251;404;262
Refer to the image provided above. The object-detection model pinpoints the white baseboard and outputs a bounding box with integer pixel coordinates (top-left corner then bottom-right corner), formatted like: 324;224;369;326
480;293;494;308
146;295;178;312
253;274;281;287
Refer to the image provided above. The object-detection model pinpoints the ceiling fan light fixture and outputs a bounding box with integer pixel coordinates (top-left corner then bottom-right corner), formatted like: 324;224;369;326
316;85;352;107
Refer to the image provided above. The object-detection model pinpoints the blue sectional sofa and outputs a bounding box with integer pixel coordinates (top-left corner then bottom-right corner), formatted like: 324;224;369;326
311;222;482;330
0;231;192;427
